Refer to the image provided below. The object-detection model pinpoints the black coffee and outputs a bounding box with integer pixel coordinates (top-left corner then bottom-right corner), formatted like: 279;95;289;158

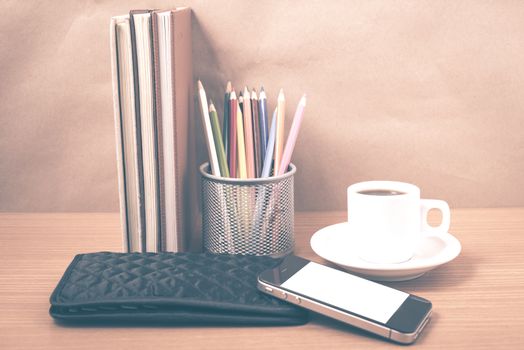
358;189;406;196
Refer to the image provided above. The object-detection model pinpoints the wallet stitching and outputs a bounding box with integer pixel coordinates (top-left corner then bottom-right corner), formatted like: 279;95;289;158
51;253;301;317
52;253;214;305
50;253;84;303
189;267;257;301
54;254;258;303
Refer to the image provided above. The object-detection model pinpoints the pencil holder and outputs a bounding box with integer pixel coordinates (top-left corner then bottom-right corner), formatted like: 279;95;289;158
200;163;295;257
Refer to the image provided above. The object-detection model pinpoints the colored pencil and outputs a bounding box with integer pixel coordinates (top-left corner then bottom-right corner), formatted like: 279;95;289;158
238;91;243;176
261;108;278;178
274;89;285;176
197;80;220;176
209;100;230;178
228;91;238;178
238;90;244;176
258;87;269;167
251;89;262;177
278;94;306;175
236;101;247;179
239;92;243;114
223;81;231;160
242;87;255;178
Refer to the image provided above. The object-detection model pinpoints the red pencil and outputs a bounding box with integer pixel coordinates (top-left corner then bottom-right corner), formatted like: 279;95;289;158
228;91;238;178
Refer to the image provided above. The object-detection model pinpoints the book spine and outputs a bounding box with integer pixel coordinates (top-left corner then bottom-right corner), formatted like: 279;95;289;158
129;13;147;252
151;12;166;252
172;8;199;251
170;11;182;251
131;11;161;253
110;17;130;253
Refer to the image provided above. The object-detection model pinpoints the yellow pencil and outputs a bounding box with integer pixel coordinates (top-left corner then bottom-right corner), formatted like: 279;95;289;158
274;88;285;176
236;101;247;179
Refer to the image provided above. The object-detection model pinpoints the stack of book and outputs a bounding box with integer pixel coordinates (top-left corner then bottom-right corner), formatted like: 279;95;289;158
110;8;196;252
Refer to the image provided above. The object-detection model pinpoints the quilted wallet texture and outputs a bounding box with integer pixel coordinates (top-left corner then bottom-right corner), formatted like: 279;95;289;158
49;252;308;325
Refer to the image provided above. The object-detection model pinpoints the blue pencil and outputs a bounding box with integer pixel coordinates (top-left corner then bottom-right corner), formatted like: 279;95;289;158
261;108;277;178
223;81;231;161
258;87;269;166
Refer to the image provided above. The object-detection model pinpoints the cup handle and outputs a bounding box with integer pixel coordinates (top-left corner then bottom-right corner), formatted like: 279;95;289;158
421;199;450;235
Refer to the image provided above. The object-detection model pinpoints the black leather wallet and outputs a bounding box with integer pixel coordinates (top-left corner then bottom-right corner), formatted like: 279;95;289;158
49;252;307;325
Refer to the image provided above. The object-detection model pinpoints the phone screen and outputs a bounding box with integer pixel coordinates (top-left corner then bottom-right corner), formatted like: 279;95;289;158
281;261;409;324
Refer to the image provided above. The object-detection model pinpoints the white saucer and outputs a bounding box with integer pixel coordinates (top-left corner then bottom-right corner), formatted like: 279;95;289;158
310;222;462;281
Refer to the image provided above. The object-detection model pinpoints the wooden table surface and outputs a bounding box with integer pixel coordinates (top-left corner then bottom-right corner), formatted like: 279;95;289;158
1;209;523;349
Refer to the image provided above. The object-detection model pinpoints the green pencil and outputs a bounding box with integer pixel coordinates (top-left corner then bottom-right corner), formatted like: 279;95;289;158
209;100;230;177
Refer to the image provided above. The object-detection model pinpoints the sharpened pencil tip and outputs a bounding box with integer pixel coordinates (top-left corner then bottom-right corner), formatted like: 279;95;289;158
230;90;237;99
261;86;265;92
300;94;307;105
198;80;203;90
209;100;216;112
226;81;232;93
278;88;285;100
251;89;257;99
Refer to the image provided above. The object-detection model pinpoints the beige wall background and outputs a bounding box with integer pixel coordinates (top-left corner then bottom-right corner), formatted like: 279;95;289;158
1;0;523;212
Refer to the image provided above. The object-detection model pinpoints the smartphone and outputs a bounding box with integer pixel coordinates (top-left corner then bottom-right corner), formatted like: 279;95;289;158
257;255;432;344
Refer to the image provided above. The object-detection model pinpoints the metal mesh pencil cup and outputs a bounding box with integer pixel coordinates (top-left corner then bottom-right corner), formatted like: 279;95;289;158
200;163;295;257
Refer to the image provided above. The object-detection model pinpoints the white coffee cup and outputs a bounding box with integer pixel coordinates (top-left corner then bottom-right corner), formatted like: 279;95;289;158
347;181;450;264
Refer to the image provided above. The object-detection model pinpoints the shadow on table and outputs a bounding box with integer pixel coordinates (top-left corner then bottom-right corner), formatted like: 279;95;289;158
52;318;306;329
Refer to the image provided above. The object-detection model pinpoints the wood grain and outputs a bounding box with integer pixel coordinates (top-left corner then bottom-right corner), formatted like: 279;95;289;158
0;209;523;349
